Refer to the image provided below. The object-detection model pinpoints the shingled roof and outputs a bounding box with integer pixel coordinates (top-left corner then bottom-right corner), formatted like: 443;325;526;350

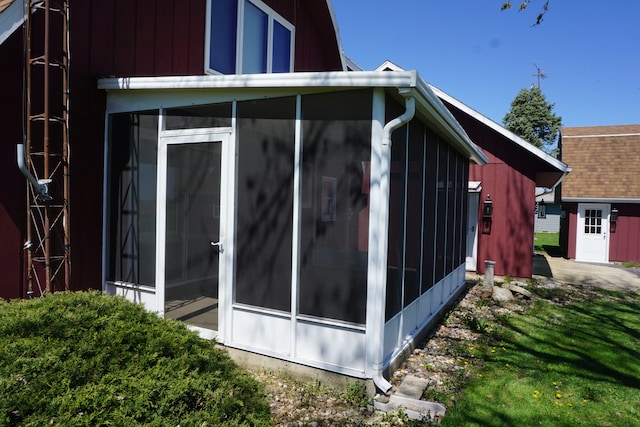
0;0;15;14
561;124;640;201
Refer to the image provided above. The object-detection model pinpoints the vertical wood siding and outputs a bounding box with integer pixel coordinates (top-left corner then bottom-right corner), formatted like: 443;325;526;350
608;204;640;262
2;0;344;297
453;110;538;278
0;31;26;299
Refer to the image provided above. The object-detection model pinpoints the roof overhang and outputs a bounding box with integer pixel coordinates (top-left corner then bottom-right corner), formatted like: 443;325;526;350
0;0;23;46
429;84;571;188
98;70;488;165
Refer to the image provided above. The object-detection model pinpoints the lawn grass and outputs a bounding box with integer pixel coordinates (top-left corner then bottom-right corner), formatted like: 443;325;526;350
440;291;640;426
534;231;561;255
0;291;272;426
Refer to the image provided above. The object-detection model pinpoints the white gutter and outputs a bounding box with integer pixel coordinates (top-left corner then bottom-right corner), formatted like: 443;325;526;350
373;88;415;394
563;197;640;204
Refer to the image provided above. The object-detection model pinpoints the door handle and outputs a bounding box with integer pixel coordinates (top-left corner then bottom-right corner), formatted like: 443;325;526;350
210;241;224;254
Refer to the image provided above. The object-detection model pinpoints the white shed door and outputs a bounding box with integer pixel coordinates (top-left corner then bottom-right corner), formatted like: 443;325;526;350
576;203;610;263
466;192;480;271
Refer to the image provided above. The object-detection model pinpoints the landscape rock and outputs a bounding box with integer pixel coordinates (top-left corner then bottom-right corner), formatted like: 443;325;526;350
505;284;532;298
492;286;515;302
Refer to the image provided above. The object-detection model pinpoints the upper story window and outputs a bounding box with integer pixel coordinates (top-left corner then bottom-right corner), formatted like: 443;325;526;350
206;0;294;75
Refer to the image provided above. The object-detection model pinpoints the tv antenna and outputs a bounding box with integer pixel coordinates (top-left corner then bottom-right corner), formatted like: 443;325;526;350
532;63;547;88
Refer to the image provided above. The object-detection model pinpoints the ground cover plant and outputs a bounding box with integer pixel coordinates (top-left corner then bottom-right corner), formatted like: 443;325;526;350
0;291;272;426
440;289;640;426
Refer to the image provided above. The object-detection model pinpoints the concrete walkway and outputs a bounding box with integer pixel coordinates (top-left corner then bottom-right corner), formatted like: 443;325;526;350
533;253;640;294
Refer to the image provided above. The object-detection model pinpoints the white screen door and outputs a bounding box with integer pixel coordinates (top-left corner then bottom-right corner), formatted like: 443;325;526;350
156;130;232;340
576;203;610;263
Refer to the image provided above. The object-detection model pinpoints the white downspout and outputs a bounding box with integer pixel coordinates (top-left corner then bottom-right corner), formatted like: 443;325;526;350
373;89;415;393
17;144;52;201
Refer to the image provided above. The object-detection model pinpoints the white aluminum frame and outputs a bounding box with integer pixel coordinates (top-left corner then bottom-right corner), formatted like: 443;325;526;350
156;127;234;341
99;73;486;378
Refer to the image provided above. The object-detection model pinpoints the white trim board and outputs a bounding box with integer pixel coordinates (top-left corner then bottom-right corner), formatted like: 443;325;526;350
564;198;640;204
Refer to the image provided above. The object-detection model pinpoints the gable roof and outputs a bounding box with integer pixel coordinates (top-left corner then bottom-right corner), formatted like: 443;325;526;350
375;61;570;188
0;0;22;45
561;124;640;202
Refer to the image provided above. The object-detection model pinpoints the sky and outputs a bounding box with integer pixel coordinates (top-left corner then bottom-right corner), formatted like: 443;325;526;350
332;1;640;128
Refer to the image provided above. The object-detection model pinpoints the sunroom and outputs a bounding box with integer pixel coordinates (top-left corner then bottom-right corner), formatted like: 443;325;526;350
99;70;487;390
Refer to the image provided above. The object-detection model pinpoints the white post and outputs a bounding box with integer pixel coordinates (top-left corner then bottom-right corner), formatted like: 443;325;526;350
484;260;496;290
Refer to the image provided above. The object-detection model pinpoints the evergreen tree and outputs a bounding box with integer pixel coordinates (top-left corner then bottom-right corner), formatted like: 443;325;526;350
502;85;562;153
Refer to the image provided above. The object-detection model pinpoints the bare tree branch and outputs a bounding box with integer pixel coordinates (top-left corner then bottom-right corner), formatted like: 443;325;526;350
501;0;551;25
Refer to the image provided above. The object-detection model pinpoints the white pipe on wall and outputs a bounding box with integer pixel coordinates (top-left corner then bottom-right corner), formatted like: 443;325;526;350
372;89;415;393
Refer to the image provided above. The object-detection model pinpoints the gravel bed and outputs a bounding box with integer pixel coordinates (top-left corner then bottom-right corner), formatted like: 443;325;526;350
252;279;596;426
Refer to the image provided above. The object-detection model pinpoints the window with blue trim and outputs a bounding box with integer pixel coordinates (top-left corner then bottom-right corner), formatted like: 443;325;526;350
207;0;294;75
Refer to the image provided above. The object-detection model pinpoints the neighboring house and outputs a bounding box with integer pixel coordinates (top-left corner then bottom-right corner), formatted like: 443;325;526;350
430;86;570;278
535;188;562;233
0;1;488;390
559;125;640;263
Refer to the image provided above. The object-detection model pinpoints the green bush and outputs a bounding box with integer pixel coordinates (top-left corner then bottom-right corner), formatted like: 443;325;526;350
0;291;272;426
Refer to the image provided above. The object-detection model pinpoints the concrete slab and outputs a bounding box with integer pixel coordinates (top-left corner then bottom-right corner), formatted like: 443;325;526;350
395;375;430;400
533;254;640;294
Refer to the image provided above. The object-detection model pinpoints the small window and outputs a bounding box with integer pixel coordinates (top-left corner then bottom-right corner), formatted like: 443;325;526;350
584;209;602;234
207;0;294;75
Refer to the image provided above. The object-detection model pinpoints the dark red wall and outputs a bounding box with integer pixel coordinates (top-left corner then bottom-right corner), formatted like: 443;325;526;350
0;30;27;300
610;204;640;262
469;162;536;278
0;0;345;299
446;103;538;278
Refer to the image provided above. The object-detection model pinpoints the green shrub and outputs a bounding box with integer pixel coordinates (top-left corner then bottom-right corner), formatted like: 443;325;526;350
0;291;272;426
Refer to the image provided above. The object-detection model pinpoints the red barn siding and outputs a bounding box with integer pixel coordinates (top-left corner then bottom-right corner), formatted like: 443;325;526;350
1;0;346;299
470;162;536;277
449;106;538;278
561;203;578;259
0;30;26;300
608;204;640;262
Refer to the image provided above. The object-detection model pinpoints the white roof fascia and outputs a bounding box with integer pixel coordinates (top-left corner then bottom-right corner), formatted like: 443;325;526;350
97;70;486;165
563;197;640;204
325;0;347;71
0;0;24;46
429;84;570;174
375;60;404;72
343;54;363;71
97;71;418;91
415;77;488;165
371;61;487;165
